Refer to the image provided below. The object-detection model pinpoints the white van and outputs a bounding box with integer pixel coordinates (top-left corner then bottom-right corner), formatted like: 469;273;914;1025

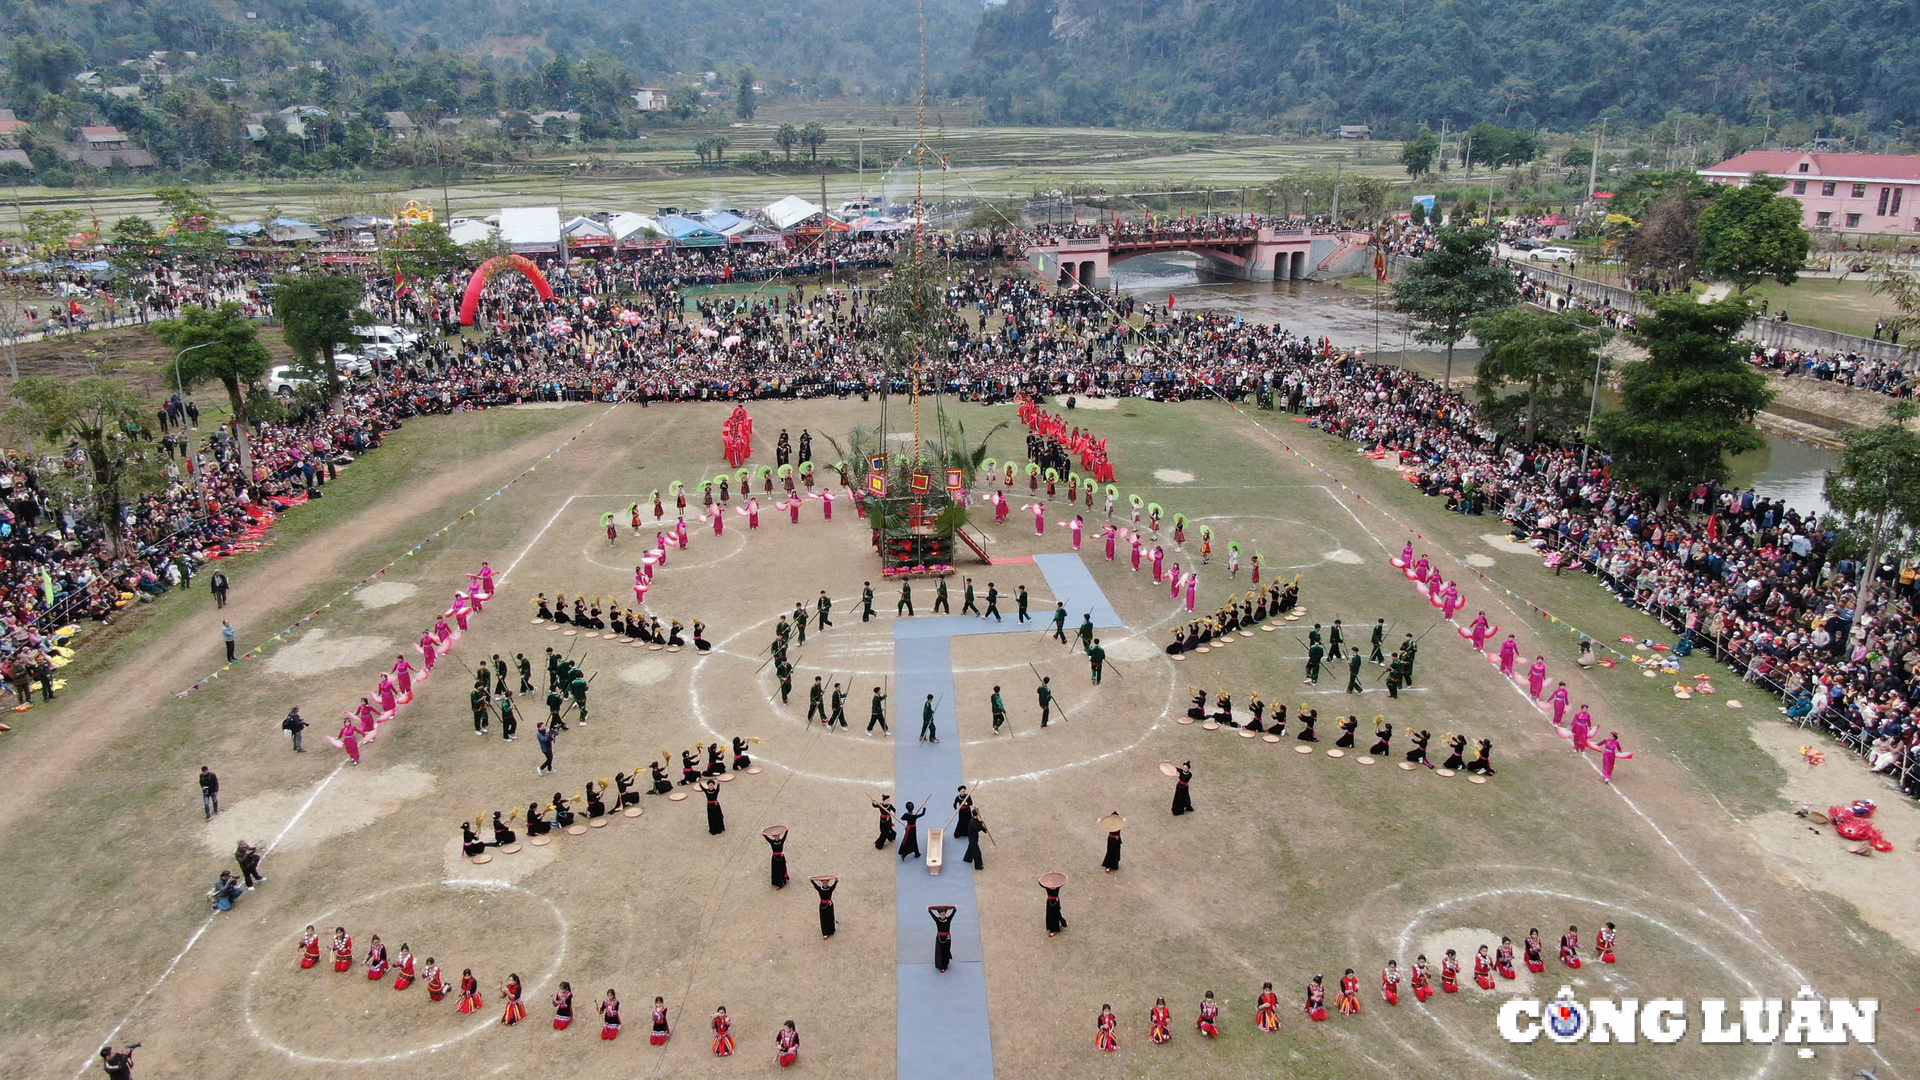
353;325;419;351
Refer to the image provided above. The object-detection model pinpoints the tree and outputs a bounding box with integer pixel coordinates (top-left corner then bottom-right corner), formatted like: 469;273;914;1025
1592;294;1773;507
385;221;470;285
1470;307;1607;443
800;121;828;162
106;216;162;325
1620;182;1715;290
21;208;83;260
1400;125;1438;176
274;275;367;402
1695;175;1810;292
1824;402;1920;649
774;123;799;162
711;135;729;162
1867;259;1920;360
1391;224;1518;388
154;184;228;285
8;375;161;558
735;68;757;119
153;303;274;473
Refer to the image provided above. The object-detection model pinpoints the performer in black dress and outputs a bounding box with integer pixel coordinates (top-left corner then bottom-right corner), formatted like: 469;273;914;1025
1042;877;1069;936
701;779;725;835
525;802;551;836
552;793;575;828
461;821;485;857
871;795;897;850
584;781;606;819
1406;729;1433;768
704;743;726;777
1186;688;1208;721
810;876;837;938
491;811;516;846
1171;763;1193;815
1368;719;1393;756
1334;714;1358;748
1245;695;1266;732
763;826;789;889
897;801;926;860
1441;733;1468;770
962;811;985;870
952;787;974;843
1466;738;1497;775
1100;815;1123;873
1297;706;1320;742
614;771;639;808
731;737;752;770
648;760;673;795
930;906;955;972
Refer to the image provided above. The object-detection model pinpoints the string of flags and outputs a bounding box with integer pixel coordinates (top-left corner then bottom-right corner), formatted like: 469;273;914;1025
174;404;620;698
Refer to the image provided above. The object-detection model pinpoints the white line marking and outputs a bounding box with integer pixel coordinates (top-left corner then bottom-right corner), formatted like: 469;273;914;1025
500;495;576;585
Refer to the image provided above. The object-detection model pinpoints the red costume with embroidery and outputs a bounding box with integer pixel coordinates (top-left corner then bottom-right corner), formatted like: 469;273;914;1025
599;995;621;1040
650;1003;671;1045
1303;980;1328;1022
298;930;320;969
1381;966;1400;1006
424;965;446;1001
1474;951;1496;990
711;1012;736;1056
552;987;572;1030
1560;931;1583;968
500;978;527;1026
1441;954;1461;993
1597;925;1618;964
392;952;415;990
1255;990;1281;1031
365;941;388;981
1148;1004;1173;1044
1095;1010;1119;1051
331;933;353;973
775;1025;800;1066
1411;959;1434;1003
1525;933;1546;974
457;974;483;1015
1196;997;1220;1038
1336;974;1361;1016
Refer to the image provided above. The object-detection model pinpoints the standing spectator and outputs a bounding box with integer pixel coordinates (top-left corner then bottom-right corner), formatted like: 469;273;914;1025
98;1043;137;1079
199;765;219;820
222;620;236;662
210;569;230;609
282;707;307;752
536;723;555;775
234;840;264;888
185;400;200;427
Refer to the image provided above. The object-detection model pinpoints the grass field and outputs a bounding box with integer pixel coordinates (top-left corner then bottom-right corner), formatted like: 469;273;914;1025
1737;278;1901;340
1;126;1403;230
0;395;1913;1080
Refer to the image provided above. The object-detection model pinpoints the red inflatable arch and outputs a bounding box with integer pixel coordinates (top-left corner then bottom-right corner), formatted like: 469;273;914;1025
459;254;555;325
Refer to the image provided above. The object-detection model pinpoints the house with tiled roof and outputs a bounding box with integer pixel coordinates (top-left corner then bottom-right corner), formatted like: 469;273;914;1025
1701;151;1920;236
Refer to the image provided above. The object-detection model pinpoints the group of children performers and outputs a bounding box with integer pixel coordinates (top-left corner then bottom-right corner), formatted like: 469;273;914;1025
1165;580;1300;653
1181;692;1498;773
1093;923;1619;1050
294;932;802;1063
328;563;496;765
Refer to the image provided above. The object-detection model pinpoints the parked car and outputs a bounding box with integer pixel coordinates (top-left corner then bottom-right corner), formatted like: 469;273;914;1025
330;351;373;376
1510;238;1547;251
352;325;419;351
1531;246;1578;262
267;365;313;396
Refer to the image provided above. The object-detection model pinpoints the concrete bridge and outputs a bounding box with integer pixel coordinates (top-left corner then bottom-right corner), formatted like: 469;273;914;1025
1023;227;1368;289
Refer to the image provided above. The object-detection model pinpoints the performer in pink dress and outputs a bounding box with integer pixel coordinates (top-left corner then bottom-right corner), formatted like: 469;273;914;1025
1469;612;1491;651
1103;525;1116;562
1441;582;1462;619
676;519;689;549
391;656;414;701
712;509;724;537
1498;635;1519;676
1185;573;1198;613
1527;656;1548;699
1070;515;1084;550
1550;682;1570;725
451;595;470;633
1570;706;1594;751
377;674;398;717
418;632;438;673
820;490;836;520
993;490;1008;524
788;498;801;525
355;698;379;735
747;499;761;529
475;561;496;598
1168;562;1181;600
1151;546;1165;583
1598;732;1631;782
1130;535;1143;572
1031;504;1046;536
337;720;361;764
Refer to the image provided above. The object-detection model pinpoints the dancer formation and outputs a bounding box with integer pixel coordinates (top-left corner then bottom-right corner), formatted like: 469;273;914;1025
1089;922;1621;1051
294;925;800;1063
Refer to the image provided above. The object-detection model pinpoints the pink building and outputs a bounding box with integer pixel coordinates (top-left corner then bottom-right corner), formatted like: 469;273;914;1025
1699;151;1920;237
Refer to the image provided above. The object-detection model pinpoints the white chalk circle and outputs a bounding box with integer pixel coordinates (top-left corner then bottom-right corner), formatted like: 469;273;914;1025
1153;469;1196;484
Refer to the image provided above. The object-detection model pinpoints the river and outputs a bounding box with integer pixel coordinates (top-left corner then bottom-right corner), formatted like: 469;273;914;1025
1110;255;1839;513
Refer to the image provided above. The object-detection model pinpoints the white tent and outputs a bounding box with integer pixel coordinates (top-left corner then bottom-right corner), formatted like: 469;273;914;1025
608;212;665;246
498;206;561;254
763;195;826;231
446;218;497;246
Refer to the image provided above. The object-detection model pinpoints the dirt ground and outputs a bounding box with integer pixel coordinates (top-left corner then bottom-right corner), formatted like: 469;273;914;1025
2;398;1914;1080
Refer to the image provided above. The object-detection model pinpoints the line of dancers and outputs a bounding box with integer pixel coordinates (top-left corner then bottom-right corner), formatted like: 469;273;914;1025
1092;923;1620;1051
325;563;496;764
461;738;758;853
292;930;801;1063
1166;581;1301;653
534;593;708;651
1182;691;1500;773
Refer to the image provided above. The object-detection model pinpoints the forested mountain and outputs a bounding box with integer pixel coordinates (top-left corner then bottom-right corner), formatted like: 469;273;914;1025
962;0;1920;134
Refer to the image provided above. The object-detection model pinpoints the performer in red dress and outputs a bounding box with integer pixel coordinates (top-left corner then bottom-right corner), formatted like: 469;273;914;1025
500;974;527;1026
297;925;321;969
1524;928;1547;974
1411;955;1434;1003
1095;1005;1119;1051
1303;975;1328;1021
551;982;573;1030
599;990;621;1040
774;1020;801;1066
650;997;671;1045
423;958;446;1001
365;935;389;981
1337;969;1362;1016
1255;982;1281;1031
1597;922;1618;964
1196;991;1221;1037
1474;946;1496;990
330;927;353;973
1148;997;1173;1044
457;969;483;1014
1440;950;1462;993
392;944;415;990
710;1005;736;1056
1496;937;1518;980
1381;961;1401;1005
1560;926;1584;968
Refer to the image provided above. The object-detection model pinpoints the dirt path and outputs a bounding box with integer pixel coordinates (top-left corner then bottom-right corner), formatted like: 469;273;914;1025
0;413;598;838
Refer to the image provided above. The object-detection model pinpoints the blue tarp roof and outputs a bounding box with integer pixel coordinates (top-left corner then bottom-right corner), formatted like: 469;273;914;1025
656;214;725;240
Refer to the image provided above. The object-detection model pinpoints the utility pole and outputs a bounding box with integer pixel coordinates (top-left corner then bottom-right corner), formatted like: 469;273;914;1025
1329;163;1342;225
1586;121;1604;205
858;128;865;202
